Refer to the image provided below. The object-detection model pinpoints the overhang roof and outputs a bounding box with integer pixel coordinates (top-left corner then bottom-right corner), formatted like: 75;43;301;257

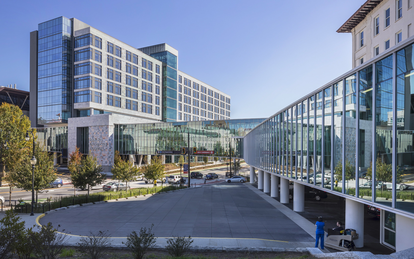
337;0;383;33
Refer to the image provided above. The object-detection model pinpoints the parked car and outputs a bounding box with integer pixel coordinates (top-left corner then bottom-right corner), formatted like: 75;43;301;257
289;186;328;201
359;180;383;189
209;173;219;179
205;174;214;180
50;177;63;188
167;175;181;183
144;178;166;184
103;182;130;191
308;173;331;185
367;205;380;218
226;176;246;183
382;182;409;191
191;172;203;179
0;195;4;205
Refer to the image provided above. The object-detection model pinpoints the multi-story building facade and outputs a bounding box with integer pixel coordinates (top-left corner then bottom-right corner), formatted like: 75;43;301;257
338;0;414;68
30;17;230;127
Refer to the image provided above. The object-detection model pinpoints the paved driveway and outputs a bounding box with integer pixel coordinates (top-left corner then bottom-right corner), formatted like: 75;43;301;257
40;183;314;242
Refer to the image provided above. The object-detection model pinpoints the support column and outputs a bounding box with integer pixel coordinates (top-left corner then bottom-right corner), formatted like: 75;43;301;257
345;199;364;248
263;172;270;194
162;155;166;164
90;108;94;115
147;155;151;164
280;178;289;204
271;174;279;198
293;182;305;212
258;170;264;190
171;155;175;163
250;166;255;183
396;214;414;252
53;152;58;166
138;155;143;166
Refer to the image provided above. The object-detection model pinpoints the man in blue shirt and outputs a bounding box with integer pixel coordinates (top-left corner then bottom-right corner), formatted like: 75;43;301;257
315;216;325;249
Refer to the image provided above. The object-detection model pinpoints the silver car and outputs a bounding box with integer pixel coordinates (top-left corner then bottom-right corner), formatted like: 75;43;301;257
103;182;130;191
226;176;246;183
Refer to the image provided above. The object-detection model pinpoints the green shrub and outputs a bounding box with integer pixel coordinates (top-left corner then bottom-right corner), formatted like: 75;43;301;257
32;222;67;259
123;224;157;259
0;210;25;259
77;230;111;259
60;248;75;257
166;236;194;257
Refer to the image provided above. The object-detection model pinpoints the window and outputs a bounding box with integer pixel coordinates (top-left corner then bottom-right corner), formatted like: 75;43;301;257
156;75;160;84
115;72;121;82
132;101;138;111
360;31;364;47
179;75;182;83
95;64;102;76
156;107;160;115
107;42;114;54
114;84;121;95
133;78;138;88
360;57;364;64
95;50;102;63
74;76;91;89
75;62;91;75
95;78;102;90
148;72;153;82
126;99;131;110
142;103;147;113
126;87;131;98
148;94;152;103
142;81;147;91
107;69;114;80
156;86;160;95
75;48;91;62
126;75;132;86
133;66;138;76
148;61;153;71
385;8;390;27
142;70;147;80
115;59;121;70
147;105;152;114
142;92;147;102
107;82;114;93
126;63;131;74
115;97;121;107
148;83;153;92
133;54;138;64
94;92;102;103
133;90;138;99
375;16;380;35
156;96;160;105
95;36;102;49
75;34;92;48
126;51;131;62
179;94;182;102
179;85;182;93
115;46;122;57
74;90;91;103
396;31;402;43
107;55;114;67
375;46;379;56
142;58;147;68
156;64;160;74
385;39;390;49
107;94;114;106
397;0;403;19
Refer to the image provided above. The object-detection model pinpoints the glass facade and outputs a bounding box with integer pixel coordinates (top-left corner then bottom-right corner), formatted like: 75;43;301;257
114;118;264;157
244;39;414;215
37;17;72;124
150;51;178;122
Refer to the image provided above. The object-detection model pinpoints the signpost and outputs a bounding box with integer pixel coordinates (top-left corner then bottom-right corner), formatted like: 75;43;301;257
183;164;189;174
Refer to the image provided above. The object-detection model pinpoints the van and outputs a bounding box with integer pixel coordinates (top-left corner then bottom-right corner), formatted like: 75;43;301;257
167;175;181;183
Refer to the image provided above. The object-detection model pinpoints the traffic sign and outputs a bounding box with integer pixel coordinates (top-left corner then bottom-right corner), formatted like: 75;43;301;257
183;164;189;173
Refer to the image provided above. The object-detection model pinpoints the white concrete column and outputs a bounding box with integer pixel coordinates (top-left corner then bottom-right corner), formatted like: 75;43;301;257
250;166;255;183
271;174;279;198
293;182;305;212
162;155;166;164
171;155;175;163
263;172;270;194
147;155;151;164
258;170;264;190
396;214;414;252
280;178;289;204
345;199;364;248
90;108;94;115
53;152;58;166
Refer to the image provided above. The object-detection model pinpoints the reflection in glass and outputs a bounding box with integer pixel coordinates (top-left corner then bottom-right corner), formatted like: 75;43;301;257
303;100;309;182
375;55;393;207
309;97;315;183
333;81;343;192
345;74;357;194
359;65;373;200
324;87;332;190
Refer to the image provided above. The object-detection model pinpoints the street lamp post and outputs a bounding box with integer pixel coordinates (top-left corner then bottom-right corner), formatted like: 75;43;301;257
26;131;37;216
229;142;232;178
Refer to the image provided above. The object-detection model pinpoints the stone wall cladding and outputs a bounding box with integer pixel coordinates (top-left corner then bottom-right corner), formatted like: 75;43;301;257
89;125;113;168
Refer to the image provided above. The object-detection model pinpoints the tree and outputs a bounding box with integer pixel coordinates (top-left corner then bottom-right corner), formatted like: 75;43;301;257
366;158;402;192
232;159;241;175
178;155;185;165
142;157;165;183
334;160;355;182
112;151;140;190
0;103;32;205
71;154;106;196
203;156;208;164
6;142;57;203
68;147;82;197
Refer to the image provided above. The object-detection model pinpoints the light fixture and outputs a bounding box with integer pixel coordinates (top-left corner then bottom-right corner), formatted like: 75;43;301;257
30;156;37;165
25;132;30;141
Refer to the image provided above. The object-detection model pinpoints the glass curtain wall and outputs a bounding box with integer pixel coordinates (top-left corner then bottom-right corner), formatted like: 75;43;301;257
333;81;343;192
316;91;323;187
345;74;357;194
302;99;309;182
309;96;315;183
324;87;332;190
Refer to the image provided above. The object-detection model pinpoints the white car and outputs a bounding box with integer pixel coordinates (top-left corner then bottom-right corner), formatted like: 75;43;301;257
226;176;246;183
167;175;181;183
0;196;5;205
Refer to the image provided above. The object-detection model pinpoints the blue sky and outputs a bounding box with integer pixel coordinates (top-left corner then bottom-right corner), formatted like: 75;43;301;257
0;0;364;119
